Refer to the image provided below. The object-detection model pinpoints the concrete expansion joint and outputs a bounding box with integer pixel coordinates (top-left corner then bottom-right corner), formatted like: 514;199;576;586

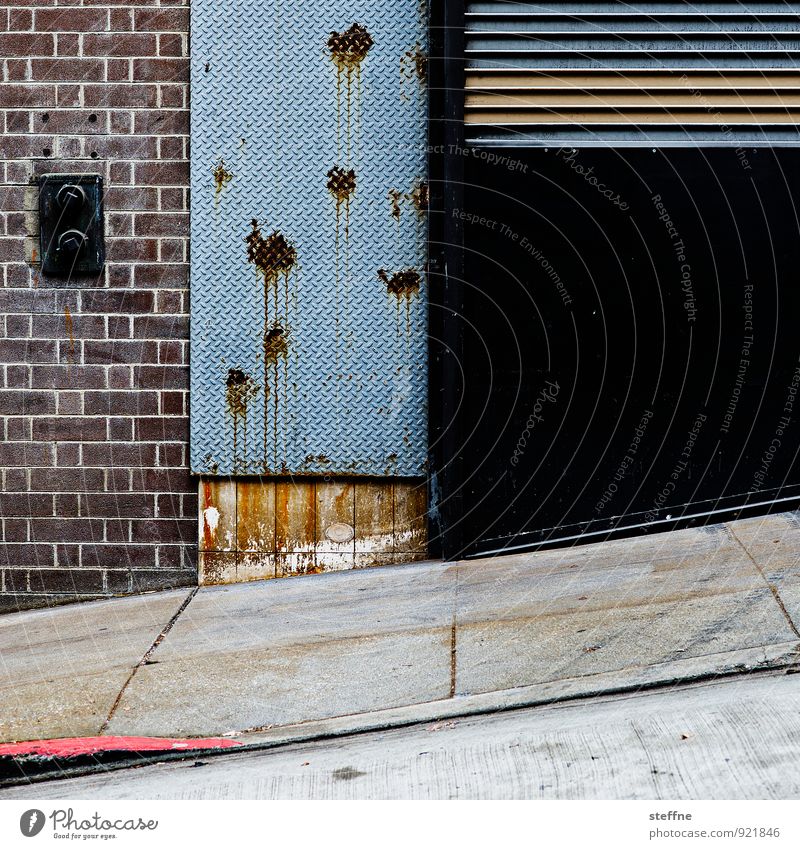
98;587;198;735
726;522;800;640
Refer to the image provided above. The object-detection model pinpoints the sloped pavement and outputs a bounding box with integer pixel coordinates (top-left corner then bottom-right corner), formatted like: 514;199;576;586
2;512;800;745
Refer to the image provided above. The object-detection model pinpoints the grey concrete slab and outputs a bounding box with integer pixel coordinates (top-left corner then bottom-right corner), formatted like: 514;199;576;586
0;590;192;743
727;512;800;629
9;672;800;800
105;561;456;737
455;523;795;694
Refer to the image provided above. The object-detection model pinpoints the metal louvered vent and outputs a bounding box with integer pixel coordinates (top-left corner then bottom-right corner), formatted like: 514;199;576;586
465;1;800;145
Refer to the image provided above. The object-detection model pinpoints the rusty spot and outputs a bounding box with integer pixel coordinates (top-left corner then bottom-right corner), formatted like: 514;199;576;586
225;368;259;466
304;453;330;465
388;188;403;221
408;179;429;214
327;166;356;205
212;158;233;197
377;267;422;299
327;24;374;74
245;220;297;283
202;453;220;475
263;323;289;364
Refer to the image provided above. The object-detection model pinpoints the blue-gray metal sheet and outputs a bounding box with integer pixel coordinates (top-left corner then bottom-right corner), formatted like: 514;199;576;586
190;0;428;476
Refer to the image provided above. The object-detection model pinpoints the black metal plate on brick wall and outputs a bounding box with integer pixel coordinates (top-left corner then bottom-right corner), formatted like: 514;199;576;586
441;148;800;558
38;174;105;278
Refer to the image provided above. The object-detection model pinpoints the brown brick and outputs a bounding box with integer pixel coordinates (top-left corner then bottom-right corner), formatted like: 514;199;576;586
132;263;187;287
84;389;159;414
30;467;105;492
82;544;151;569
30;518;104;542
81;493;155;518
34;8;107;32
135;212;189;236
0;33;54;56
85;135;159;160
132;57;188;82
83;340;158;365
135;416;187;442
29;569;103;594
31;58;105;81
0;442;53;467
133;315;188;339
133;160;188;185
0;493;52;517
133;108;187;135
32;416;107;441
130;518;193;543
3;544;53;568
134;8;188;31
0;390;56;415
0;83;55;108
31;365;106;389
158;33;184;57
80;289;154;314
104;186;158;211
84;83;157;107
0;339;57;363
83;33;157;57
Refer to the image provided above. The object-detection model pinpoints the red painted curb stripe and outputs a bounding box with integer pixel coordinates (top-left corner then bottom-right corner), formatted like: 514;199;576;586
0;736;242;758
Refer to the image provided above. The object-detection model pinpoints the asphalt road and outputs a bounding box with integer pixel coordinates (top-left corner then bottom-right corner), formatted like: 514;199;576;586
5;671;800;800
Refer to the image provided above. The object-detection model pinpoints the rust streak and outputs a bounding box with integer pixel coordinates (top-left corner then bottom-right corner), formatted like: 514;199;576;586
212;158;233;198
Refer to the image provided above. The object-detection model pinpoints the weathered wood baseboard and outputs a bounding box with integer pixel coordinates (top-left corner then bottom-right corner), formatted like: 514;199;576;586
199;477;428;584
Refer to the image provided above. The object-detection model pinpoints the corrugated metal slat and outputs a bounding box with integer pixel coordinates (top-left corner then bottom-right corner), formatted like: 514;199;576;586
465;1;800;144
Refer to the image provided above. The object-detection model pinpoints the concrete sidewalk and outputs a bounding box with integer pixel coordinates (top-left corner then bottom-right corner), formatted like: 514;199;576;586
7;671;798;799
2;512;800;744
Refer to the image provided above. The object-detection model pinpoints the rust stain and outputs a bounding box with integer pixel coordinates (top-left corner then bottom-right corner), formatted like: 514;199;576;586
328;24;373;164
304;453;331;466
64;306;75;365
377;267;421;299
225;368;259;468
388;188;403;221
245;219;297;471
328;23;374;76
202;481;215;550
212;158;233;198
408;179;429;214
246;220;297;282
400;43;427;101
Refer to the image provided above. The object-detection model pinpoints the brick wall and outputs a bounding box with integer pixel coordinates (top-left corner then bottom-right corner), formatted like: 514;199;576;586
0;0;196;611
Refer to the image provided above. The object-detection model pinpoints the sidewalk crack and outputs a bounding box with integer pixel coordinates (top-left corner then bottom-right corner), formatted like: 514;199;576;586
449;563;459;699
98;587;198;734
727;523;800;640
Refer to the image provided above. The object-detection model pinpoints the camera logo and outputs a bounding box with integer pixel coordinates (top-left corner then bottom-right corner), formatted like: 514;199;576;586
19;810;46;837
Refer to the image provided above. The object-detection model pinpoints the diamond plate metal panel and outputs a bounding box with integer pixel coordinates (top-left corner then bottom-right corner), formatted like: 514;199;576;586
190;0;428;475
